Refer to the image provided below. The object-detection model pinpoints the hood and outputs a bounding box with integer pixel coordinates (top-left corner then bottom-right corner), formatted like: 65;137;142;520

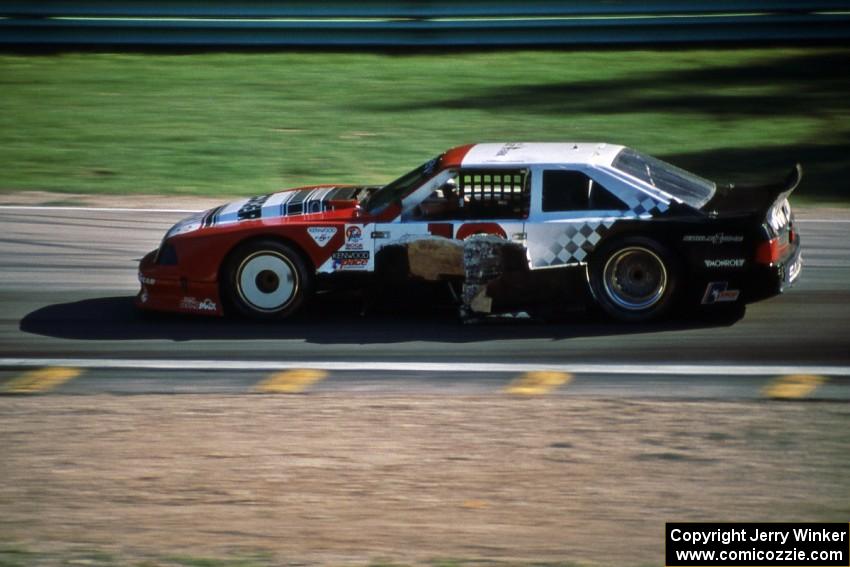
202;185;378;228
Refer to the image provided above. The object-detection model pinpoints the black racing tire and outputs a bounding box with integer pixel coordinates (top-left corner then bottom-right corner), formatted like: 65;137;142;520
589;236;679;323
222;239;313;320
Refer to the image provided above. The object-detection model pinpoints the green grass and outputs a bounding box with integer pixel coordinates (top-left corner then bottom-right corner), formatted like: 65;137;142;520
0;546;39;567
1;48;848;202
0;546;119;567
163;555;271;567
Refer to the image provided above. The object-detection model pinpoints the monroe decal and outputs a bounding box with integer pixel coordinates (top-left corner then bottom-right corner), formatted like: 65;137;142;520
704;258;746;268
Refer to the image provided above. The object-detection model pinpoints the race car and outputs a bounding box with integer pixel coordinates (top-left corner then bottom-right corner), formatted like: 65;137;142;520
137;142;802;322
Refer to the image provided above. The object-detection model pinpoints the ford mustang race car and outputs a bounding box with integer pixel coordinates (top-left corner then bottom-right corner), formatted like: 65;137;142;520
137;142;802;322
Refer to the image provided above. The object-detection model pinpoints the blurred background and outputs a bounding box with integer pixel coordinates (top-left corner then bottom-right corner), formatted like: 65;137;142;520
1;3;849;567
1;1;849;202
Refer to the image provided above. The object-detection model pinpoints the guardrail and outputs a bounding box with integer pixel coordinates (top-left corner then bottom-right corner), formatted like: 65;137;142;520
1;1;849;46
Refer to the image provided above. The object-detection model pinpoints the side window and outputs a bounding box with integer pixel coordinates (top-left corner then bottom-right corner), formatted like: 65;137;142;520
458;169;530;219
408;169;530;221
542;170;628;212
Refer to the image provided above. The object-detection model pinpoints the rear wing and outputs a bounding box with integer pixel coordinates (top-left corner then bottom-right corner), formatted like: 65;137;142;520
703;163;801;230
764;163;801;234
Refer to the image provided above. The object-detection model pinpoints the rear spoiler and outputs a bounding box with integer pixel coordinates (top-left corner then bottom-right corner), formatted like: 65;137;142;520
704;163;802;227
768;163;802;204
784;163;803;194
763;164;801;234
731;162;802;203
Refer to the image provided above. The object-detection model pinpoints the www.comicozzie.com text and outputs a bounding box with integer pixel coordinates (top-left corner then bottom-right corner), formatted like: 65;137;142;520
670;527;848;546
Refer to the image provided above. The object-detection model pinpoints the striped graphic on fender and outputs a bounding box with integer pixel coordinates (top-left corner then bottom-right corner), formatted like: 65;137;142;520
237;194;270;221
202;187;374;227
261;190;298;218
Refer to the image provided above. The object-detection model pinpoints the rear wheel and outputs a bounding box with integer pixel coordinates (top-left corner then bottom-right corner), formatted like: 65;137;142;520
223;239;312;319
589;237;678;322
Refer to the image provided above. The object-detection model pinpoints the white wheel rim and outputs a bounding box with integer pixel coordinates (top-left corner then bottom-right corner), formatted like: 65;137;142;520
236;251;298;312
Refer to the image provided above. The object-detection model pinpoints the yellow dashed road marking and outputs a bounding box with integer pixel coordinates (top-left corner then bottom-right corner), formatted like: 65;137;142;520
762;374;826;399
255;369;328;394
3;367;82;394
504;371;572;396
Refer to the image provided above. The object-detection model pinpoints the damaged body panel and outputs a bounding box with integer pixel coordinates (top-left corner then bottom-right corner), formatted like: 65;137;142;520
137;142;802;322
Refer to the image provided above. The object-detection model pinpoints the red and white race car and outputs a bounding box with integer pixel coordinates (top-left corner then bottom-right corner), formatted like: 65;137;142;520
137;142;801;322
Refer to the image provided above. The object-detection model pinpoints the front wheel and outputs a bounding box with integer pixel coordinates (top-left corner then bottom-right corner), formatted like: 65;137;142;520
223;239;313;320
589;237;678;323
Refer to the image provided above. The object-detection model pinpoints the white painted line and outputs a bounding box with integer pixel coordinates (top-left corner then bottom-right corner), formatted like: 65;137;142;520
1;358;849;376
0;205;201;213
796;219;850;223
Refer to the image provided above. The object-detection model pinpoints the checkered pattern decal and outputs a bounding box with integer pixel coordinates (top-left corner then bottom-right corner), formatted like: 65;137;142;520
619;188;669;218
526;190;668;268
528;220;615;267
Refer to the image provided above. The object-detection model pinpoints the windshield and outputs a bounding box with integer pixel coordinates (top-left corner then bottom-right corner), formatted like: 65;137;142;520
612;148;716;209
365;155;441;213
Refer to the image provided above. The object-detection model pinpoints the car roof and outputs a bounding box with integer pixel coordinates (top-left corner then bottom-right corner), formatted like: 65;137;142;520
457;142;624;168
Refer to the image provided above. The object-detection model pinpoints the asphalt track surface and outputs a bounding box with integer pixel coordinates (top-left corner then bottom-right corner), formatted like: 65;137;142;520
1;205;849;398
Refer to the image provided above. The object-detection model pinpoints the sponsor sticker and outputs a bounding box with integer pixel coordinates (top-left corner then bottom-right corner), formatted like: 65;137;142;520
344;225;364;249
346;225;362;242
683;233;744;244
704;258;746;268
179;297;218;312
307;226;338;247
332;250;370;270
701;282;740;304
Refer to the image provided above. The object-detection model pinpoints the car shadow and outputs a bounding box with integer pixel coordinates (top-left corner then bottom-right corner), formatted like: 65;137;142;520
19;290;745;344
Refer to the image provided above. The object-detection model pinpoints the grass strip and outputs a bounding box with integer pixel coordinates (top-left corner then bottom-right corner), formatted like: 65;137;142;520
1;48;847;202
